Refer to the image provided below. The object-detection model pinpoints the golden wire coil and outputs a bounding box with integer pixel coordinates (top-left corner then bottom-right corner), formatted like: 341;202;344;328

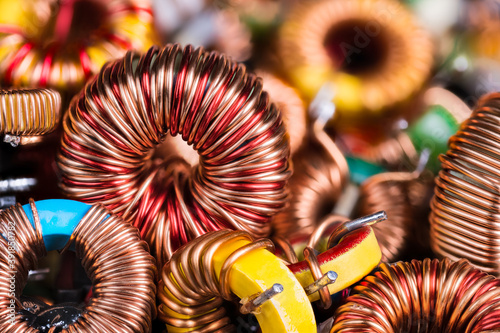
271;128;348;238
57;44;291;268
331;258;500;332
0;200;157;332
363;132;418;170
0;0;156;91
358;171;420;262
0;88;60;138
279;0;433;118
157;229;274;332
430;93;500;276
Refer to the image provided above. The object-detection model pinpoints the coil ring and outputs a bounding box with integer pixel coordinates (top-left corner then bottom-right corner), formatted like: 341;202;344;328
331;258;500;332
0;0;155;90
0;199;157;332
57;44;291;268
0;88;60;139
279;0;433;118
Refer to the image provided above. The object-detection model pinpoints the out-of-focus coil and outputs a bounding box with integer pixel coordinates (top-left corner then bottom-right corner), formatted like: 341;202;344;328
279;0;433;118
331;258;500;332
271;127;348;238
0;200;157;332
57;44;291;269
0;0;156;91
0;88;60;137
430;92;500;276
359;171;420;262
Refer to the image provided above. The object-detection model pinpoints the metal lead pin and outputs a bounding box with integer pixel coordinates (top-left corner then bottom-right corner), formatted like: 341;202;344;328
240;283;284;314
304;271;338;295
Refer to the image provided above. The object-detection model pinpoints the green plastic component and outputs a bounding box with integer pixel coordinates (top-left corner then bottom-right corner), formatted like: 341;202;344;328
406;104;459;173
345;156;387;185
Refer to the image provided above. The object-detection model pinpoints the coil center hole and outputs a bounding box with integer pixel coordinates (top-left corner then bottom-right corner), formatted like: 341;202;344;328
40;0;109;46
323;19;390;76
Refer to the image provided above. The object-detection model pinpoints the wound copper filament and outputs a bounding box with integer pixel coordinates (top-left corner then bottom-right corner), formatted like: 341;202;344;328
331;258;500;332
57;44;291;268
0;200;157;332
430;92;500;276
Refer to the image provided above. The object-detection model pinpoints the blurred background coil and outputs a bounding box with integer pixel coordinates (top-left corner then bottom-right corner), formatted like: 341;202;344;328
0;200;157;332
0;88;60;138
0;0;156;91
430;93;500;276
331;258;500;332
279;0;433;120
358;170;422;262
271;127;348;238
57;44;291;269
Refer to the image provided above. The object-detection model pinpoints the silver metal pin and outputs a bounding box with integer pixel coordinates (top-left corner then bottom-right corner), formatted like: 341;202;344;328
304;271;338;295
240;283;284;314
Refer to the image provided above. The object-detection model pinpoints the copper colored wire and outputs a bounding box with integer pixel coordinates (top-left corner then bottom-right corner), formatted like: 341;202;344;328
271;126;348;238
157;229;274;332
0;200;157;332
157;71;306;166
430;92;500;276
331;258;500;332
279;0;433;115
358;171;421;262
57;44;291;268
0;0;156;91
0;88;61;138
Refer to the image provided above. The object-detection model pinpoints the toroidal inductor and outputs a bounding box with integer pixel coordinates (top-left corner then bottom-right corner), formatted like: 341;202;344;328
279;0;433;121
57;44;291;269
0;0;156;91
271;120;348;238
0;199;157;332
430;92;500;276
331;258;500;332
0;88;61;145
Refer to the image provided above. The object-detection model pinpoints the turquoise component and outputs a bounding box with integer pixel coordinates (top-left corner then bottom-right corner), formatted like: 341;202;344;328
21;199;92;252
345;156;387;185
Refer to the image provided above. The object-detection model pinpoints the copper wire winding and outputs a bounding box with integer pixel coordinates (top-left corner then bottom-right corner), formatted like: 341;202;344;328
271;125;348;238
57;44;291;268
279;0;433;115
0;88;61;137
359;171;421;262
0;0;155;91
331;258;500;332
0;200;157;332
430;93;500;276
157;229;274;332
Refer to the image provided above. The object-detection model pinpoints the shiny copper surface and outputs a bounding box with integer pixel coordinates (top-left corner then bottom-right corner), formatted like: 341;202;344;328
57;44;291;269
0;200;157;332
331;258;500;332
157;229;274;332
0;88;60;139
430;92;500;276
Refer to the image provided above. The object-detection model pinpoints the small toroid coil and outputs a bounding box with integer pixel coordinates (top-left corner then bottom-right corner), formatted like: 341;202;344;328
430;92;500;276
0;199;157;332
57;44;292;269
0;88;61;145
0;0;156;91
331;258;500;332
358;171;421;262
